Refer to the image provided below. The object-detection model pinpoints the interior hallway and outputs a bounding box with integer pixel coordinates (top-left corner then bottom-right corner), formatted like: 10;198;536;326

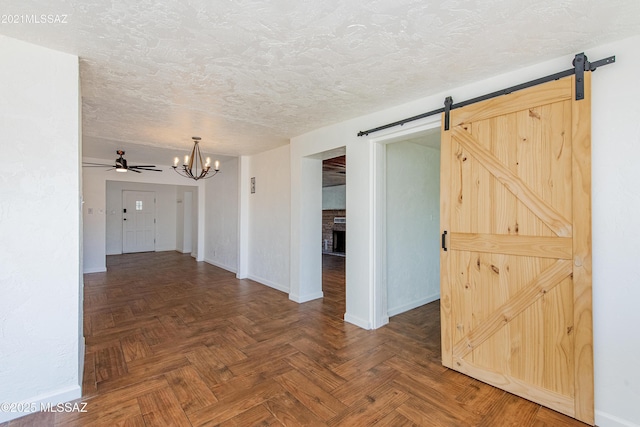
2;252;588;426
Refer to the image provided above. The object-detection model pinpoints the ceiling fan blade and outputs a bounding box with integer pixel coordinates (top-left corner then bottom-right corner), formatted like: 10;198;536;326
83;163;115;167
128;168;142;173
131;167;162;172
129;165;157;168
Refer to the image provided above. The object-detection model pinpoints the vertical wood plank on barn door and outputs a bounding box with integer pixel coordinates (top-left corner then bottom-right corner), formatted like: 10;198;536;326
571;72;593;423
439;75;593;424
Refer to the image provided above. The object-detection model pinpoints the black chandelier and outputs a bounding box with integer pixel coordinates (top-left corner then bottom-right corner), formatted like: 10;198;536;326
172;136;220;181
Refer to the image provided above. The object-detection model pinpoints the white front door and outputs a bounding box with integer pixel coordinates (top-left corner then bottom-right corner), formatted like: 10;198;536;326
122;191;156;253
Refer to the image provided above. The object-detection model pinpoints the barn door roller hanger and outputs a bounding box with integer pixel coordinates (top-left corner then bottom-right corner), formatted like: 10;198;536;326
357;52;615;136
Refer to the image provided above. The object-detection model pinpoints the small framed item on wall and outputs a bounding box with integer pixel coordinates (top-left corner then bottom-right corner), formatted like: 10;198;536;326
251;177;255;193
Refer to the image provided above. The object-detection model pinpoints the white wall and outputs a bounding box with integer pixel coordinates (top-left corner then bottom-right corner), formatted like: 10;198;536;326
204;157;239;272
176;187;196;254
105;181;179;254
0;36;81;423
176;187;186;252
386;141;440;316
83;160;204;272
290;35;640;427
237;156;250;278
246;145;291;292
590;36;640;427
322;185;346;210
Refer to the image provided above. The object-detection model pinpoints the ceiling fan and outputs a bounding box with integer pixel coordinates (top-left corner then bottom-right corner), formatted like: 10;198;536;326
83;150;162;173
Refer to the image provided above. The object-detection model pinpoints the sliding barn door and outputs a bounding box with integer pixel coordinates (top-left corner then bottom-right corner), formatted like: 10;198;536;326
439;75;593;424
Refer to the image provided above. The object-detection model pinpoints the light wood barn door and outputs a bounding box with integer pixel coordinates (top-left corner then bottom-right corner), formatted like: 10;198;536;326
439;75;593;424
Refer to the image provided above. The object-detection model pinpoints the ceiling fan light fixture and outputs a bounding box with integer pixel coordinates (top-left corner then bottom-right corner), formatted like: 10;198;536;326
116;153;128;172
172;136;220;181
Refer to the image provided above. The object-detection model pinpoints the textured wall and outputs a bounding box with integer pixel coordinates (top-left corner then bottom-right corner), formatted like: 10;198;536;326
248;145;291;292
176;187;186;252
176;187;196;255
386;141;440;316
322;185;346;210
589;36;640;427
0;35;81;422
204;157;239;272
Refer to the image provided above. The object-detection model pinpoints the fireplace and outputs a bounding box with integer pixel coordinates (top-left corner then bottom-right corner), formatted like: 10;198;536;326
322;210;346;255
333;230;346;254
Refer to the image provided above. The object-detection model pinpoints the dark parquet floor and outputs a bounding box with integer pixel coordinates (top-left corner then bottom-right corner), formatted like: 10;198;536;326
2;252;588;426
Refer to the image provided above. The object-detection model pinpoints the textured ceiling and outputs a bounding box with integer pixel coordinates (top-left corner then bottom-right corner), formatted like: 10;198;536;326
2;1;640;160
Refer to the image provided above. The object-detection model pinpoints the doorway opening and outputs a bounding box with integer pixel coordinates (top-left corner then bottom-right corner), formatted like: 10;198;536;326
385;131;441;317
322;155;346;320
105;181;198;257
371;119;442;328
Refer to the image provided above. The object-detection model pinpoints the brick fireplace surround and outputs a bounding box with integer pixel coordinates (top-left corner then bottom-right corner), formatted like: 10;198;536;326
322;209;346;254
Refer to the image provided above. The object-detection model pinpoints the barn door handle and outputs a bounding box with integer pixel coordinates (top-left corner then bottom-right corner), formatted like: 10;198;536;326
442;231;448;251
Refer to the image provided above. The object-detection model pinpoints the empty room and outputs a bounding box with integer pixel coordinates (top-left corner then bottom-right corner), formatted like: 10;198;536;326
1;1;640;426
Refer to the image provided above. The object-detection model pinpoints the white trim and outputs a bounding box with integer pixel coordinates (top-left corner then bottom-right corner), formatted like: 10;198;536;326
369;114;442;144
387;293;440;317
344;312;372;330
155;246;177;252
204;258;237;274
0;385;82;423
83;266;106;274
595;411;640;427
289;291;323;303
248;274;290;294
